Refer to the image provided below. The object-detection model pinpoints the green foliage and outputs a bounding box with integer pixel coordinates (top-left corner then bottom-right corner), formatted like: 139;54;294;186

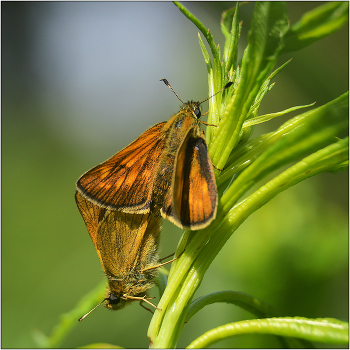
147;2;348;348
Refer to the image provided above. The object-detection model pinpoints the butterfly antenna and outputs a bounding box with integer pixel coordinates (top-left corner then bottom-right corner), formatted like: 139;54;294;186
160;79;184;104
78;298;107;322
199;82;233;105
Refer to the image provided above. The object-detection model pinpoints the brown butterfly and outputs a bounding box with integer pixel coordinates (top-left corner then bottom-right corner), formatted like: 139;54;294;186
76;80;232;230
75;191;165;320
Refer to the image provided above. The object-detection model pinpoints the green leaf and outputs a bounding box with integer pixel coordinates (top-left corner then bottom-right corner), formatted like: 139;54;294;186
198;33;216;140
243;102;315;128
227;137;348;222
243;2;289;89
221;3;240;73
283;2;349;52
185;291;311;348
187;317;349;348
221;5;236;39
185;291;278;323
245;59;293;120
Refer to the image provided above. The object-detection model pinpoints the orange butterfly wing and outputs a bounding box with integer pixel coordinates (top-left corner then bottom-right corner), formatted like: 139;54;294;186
161;128;217;230
76;122;167;212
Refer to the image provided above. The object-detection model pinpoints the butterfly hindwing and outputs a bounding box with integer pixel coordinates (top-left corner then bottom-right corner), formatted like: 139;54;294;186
96;211;161;278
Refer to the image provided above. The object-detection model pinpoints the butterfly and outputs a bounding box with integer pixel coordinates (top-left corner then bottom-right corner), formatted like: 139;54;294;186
76;80;232;230
75;191;163;320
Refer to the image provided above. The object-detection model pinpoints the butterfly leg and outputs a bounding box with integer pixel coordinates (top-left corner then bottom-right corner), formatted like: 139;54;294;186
200;119;217;127
142;250;185;272
212;163;224;171
159;252;175;262
140;300;154;314
131;295;161;311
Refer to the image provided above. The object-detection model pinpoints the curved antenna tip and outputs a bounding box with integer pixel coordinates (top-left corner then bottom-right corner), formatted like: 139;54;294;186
160;79;184;104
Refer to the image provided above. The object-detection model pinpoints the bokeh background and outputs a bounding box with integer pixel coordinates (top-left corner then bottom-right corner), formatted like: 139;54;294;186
2;2;348;348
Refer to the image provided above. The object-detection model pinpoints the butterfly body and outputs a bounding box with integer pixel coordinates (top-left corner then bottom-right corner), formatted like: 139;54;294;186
76;100;218;230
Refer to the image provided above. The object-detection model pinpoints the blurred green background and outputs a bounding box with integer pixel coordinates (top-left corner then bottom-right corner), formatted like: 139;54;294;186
2;2;348;348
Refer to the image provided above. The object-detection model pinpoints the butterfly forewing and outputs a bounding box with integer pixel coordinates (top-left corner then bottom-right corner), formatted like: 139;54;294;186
171;129;217;229
76;122;167;211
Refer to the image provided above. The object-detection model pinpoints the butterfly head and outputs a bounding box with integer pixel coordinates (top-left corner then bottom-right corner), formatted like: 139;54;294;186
181;101;202;120
104;292;128;310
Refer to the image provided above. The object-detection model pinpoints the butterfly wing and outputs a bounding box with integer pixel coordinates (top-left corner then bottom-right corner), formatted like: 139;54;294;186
75;191;106;264
76;122;167;212
161;128;217;230
97;211;161;279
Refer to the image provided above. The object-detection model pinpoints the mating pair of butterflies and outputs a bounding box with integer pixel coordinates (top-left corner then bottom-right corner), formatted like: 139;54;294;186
75;80;231;318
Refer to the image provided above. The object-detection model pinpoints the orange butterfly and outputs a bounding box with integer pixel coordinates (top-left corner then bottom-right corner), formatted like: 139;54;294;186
76;80;232;230
75;191;163;320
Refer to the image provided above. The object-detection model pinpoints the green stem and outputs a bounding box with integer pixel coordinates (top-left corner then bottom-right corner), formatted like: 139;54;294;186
149;136;347;348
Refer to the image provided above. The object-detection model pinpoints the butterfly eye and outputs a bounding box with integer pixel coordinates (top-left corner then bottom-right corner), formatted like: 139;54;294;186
193;107;201;119
108;293;121;305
